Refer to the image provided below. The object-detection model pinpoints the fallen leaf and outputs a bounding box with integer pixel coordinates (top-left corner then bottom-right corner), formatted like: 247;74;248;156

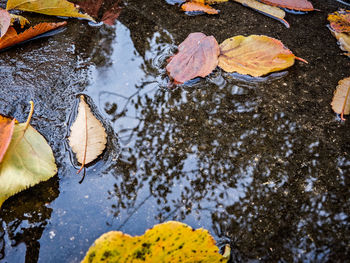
330;30;350;56
10;14;30;28
181;2;219;14
194;0;229;3
218;35;307;77
328;10;350;33
331;77;350;120
0;9;11;37
0;101;57;208
68;95;107;173
233;0;289;28
0;22;67;51
82;221;230;263
259;0;314;11
0;115;15;163
166;32;220;83
6;0;95;22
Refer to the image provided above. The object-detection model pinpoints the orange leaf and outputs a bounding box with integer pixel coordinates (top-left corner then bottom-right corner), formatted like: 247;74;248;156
0;115;15;163
181;2;219;15
0;9;11;37
259;0;314;11
218;35;306;77
328;10;350;33
166;32;220;83
0;21;67;51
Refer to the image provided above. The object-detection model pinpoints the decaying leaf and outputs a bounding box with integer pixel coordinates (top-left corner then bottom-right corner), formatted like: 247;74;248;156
0;9;11;37
0;22;67;51
0;102;57;208
328;9;350;33
10;14;30;28
82;221;230;263
68;95;107;173
0;115;15;163
259;0;314;11
233;0;289;28
218;35;307;77
181;2;219;15
6;0;95;22
166;32;220;83
331;77;350;120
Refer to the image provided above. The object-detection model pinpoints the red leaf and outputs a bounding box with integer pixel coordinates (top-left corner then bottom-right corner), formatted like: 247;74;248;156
0;116;15;163
181;2;219;15
77;0;121;25
0;22;67;51
259;0;314;11
0;9;11;38
166;32;220;84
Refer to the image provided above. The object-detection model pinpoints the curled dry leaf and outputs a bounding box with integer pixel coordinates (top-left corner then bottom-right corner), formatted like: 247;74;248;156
331;77;350;120
82;221;230;263
0;22;67;51
0;115;15;163
259;0;314;11
68;95;107;173
328;9;350;33
218;35;306;77
6;0;95;22
233;0;289;28
166;32;220;83
0;9;11;37
0;102;57;208
181;2;219;15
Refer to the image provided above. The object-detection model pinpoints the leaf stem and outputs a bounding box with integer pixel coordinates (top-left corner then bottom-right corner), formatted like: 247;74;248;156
24;101;34;131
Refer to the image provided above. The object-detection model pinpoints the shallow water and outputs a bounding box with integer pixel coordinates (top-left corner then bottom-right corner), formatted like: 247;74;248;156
1;0;350;262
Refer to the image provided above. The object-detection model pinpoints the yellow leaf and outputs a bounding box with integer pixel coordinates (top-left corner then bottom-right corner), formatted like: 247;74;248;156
331;77;350;121
6;0;95;22
218;35;306;77
82;221;229;263
10;14;30;28
68;95;107;173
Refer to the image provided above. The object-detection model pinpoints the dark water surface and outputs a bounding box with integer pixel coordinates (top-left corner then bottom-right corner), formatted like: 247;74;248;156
1;0;350;262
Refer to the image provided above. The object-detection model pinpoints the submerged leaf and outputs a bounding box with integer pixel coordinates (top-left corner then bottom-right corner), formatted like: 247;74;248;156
0;102;57;208
68;95;107;173
259;0;314;11
0;9;11;37
181;2;219;14
166;32;220;83
331;77;350;120
0;22;67;51
0;115;15;163
6;0;95;21
82;221;229;263
218;35;306;77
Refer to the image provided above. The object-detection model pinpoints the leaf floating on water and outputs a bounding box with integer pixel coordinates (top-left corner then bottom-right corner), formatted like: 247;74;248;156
233;0;289;28
82;221;229;263
218;35;306;77
0;101;57;208
0;9;11;37
68;95;107;173
166;32;220;83
259;0;314;11
331;77;350;120
6;0;95;22
0;22;67;51
0;115;15;163
181;2;219;15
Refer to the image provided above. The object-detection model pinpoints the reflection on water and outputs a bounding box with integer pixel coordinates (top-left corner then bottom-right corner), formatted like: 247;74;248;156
0;0;350;262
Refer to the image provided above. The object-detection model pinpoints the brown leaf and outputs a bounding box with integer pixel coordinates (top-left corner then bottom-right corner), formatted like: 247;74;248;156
181;2;219;14
0;22;67;51
76;0;121;25
331;77;350;121
166;32;220;83
0;9;11;37
0;115;15;163
259;0;314;11
218;35;306;77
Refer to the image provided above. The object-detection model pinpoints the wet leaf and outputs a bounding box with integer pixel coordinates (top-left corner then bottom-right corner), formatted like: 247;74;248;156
6;0;95;22
68;95;107;173
233;0;289;28
181;2;219;14
166;32;220;83
82;221;229;263
10;14;30;28
330;30;350;56
0;116;15;163
218;35;306;77
328;10;350;33
0;9;11;37
331;77;350;120
259;0;314;11
0;102;57;208
0;22;67;51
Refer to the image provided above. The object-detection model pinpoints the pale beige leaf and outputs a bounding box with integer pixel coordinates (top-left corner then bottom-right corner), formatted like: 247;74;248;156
331;77;350;120
68;96;107;170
